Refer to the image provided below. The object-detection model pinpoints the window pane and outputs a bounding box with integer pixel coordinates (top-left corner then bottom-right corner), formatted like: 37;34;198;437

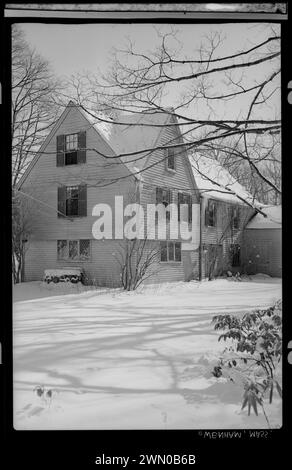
66;199;78;216
69;240;78;259
167;148;175;170
168;242;174;261
208;201;216;226
160;241;167;262
66;186;79;216
57;240;67;259
175;242;181;261
80;239;90;260
65;133;78;151
162;189;168;206
233;207;239;229
65;151;77;165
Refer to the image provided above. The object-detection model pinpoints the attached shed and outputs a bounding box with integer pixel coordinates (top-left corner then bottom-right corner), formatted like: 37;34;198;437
242;206;282;277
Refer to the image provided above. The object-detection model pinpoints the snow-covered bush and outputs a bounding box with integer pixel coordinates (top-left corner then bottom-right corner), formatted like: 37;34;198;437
211;300;282;426
43;268;83;284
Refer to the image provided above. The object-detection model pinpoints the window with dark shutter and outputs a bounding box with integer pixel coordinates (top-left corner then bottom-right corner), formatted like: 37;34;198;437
57;132;86;166
66;186;79;216
166;147;175;171
64;133;78;165
78;184;87;217
156;187;163;204
206;200;216;227
58;185;87;218
156;187;172;221
56;134;65;167
205;206;209;226
178;192;192;223
77;131;86;164
57;185;66;217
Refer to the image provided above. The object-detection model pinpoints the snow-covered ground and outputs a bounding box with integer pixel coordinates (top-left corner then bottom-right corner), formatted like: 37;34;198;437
13;276;282;430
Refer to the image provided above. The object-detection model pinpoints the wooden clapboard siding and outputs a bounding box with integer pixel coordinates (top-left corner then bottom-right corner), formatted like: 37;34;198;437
242;228;282;277
139;120;201;281
24;239;125;286
140;121;199;205
139;121;200;242
21;104;137;241
200;197;254;278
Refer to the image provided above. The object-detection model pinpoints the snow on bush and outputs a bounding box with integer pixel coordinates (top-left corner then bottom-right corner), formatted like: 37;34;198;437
43;268;83;284
211;300;282;427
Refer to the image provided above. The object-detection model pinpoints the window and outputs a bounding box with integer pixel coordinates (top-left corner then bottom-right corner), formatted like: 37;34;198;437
58;184;87;218
166;147;175;171
65;133;78;165
160;241;181;262
230;244;241;267
178;192;192;223
56;131;86;166
66;186;79;216
69;240;78;259
205;200;217;227
156;187;172;221
57;239;90;260
65;133;78;151
231;206;240;229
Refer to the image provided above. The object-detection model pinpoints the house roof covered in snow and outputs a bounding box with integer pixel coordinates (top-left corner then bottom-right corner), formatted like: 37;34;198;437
246;205;282;229
81;106;174;175
189;153;258;206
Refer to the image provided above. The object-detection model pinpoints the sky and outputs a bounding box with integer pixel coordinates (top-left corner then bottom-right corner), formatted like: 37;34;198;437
19;22;276;77
17;22;281;120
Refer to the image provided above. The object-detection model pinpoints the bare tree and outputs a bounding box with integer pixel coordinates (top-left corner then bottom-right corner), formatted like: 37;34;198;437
12;25;63;188
204;201;251;280
12;190;40;283
12;25;65;282
67;25;281;205
113;238;161;291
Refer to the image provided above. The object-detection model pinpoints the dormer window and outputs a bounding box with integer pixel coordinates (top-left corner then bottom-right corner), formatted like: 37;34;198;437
166;147;175;171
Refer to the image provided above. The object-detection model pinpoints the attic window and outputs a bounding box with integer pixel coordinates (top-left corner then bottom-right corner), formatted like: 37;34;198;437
65;133;78;151
166;147;175;171
65;133;78;165
56;132;86;167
